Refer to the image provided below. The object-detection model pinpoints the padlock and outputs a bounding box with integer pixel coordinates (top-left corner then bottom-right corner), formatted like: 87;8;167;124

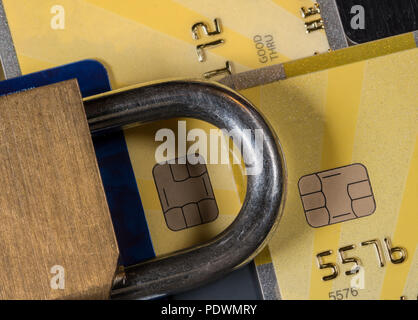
0;78;285;299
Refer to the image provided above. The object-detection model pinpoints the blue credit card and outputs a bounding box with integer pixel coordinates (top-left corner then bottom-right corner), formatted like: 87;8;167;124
0;60;155;266
0;59;110;97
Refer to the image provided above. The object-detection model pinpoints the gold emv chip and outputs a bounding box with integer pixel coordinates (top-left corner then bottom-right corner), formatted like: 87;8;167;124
298;163;376;228
153;155;219;231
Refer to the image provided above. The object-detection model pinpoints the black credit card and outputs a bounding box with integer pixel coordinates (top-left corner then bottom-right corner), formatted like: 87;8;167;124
336;0;418;44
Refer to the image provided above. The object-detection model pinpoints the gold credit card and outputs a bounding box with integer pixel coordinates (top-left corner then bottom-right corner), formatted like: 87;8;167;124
236;34;418;300
1;0;328;258
3;0;330;87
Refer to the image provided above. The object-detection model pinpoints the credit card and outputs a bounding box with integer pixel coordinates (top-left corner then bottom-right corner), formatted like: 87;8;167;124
317;0;418;50
0;59;110;96
1;0;254;260
2;0;330;86
232;34;418;300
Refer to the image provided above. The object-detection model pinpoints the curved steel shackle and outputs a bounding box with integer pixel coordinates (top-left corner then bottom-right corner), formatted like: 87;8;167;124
83;80;286;299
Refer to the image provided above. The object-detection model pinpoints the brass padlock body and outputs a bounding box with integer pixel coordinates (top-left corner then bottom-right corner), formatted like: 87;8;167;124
0;80;119;299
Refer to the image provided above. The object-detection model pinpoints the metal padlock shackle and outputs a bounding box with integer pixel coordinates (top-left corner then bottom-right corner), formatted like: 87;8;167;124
84;80;286;299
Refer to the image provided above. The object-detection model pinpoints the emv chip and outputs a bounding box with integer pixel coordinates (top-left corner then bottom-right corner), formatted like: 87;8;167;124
298;163;376;228
153;155;219;231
